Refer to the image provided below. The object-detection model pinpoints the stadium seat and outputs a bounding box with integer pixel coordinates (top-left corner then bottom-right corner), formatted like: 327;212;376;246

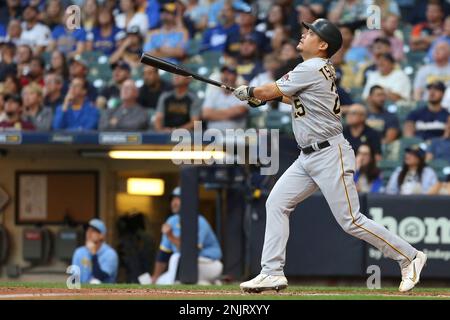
265;110;292;133
428;159;450;181
378;159;402;185
247;109;266;129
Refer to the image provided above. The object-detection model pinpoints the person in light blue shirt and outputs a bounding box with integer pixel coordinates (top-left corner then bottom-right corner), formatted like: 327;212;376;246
72;219;118;284
52;77;99;131
152;187;223;285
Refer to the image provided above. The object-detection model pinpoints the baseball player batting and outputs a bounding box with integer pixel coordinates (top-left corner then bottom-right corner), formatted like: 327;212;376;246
233;19;427;293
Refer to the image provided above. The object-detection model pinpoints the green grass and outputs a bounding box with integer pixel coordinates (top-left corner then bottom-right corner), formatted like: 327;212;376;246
0;282;449;300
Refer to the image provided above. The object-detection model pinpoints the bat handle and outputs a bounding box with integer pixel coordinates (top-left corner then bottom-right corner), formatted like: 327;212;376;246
221;85;235;91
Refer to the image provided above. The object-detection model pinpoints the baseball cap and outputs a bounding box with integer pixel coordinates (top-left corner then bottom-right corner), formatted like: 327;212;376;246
233;3;252;14
241;34;258;44
88;218;107;235
220;65;237;74
111;60;131;72
405;145;426;159
160;2;177;14
70;55;88;68
171;186;181;197
426;81;446;92
4;94;22;105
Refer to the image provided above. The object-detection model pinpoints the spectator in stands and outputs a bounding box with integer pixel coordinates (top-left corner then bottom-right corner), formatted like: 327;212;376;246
48;8;87;57
82;0;98;32
143;3;188;64
334;68;354;116
404;81;450;140
236;34;264;83
428;173;450;195
43;0;63;32
386;146;438;195
202;65;248;131
15;44;32;82
0;42;17;82
366;85;400;144
327;0;368;24
21;56;45;87
138;65;173;109
224;5;269;58
356;37;392;88
362;53;411;102
115;0;149;36
52;77;100;131
68;55;97;102
48;50;69;81
20;5;51;54
86;6;121;56
410;0;445;51
3;74;21;96
331;24;358;89
414;41;450;101
154;74;200;132
0;0;22;27
352;14;404;62
426;116;450;162
182;0;209;34
0;91;5;123
72;218;118;284
22;83;52;131
275;40;303;80
354;143;383;193
426;15;450;62
343;104;382;159
256;4;287;41
3;19;22;45
152;187;222;285
110;27;144;70
43;72;64;111
201;1;238;52
99;79;148;131
0;94;35;131
97;60;131;110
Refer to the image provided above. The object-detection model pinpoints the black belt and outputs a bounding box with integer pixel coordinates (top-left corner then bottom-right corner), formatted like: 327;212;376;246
299;140;331;155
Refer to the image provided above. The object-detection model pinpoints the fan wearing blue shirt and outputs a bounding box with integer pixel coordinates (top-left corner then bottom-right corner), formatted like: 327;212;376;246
52;77;100;131
50;19;87;55
404;81;450;141
72;219;118;284
152;187;223;285
86;7;122;56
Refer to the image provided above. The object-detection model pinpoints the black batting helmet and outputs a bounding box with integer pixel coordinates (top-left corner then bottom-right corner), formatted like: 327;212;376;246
302;19;343;58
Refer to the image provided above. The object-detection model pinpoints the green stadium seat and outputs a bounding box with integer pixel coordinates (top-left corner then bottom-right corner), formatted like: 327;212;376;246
81;51;104;65
428;159;450;181
247;109;266;129
378;159;402;185
266;110;292;133
147;109;156;130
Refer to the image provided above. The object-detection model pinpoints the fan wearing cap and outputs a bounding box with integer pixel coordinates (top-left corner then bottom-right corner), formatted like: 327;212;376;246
236;34;264;83
404;81;450;141
0;94;35;130
72;219;119;284
110;26;145;69
143;3;189;64
386;145;438;195
96;60;131;110
68;55;98;103
152;187;223;285
235;19;426;294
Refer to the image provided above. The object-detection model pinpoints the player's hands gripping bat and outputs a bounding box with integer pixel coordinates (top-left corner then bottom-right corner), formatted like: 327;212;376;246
140;53;264;107
234;85;266;108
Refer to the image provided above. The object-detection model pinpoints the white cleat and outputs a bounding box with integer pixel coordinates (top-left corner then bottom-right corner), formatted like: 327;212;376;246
399;251;427;292
240;273;288;293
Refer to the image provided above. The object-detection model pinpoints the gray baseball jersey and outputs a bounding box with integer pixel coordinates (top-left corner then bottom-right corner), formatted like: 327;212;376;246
257;57;418;280
275;57;342;147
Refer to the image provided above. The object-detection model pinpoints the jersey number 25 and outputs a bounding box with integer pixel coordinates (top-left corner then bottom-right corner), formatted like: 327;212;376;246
331;82;341;115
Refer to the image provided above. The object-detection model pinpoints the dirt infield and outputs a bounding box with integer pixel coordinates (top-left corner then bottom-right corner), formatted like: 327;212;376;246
0;286;449;300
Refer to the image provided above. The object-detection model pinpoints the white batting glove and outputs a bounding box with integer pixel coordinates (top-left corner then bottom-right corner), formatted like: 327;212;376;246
233;85;250;101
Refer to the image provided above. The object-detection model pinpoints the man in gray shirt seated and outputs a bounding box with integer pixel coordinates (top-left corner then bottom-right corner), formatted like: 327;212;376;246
99;79;148;131
202;66;248;131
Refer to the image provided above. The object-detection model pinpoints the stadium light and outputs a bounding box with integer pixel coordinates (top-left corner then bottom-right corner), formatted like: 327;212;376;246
127;178;164;196
108;150;226;160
